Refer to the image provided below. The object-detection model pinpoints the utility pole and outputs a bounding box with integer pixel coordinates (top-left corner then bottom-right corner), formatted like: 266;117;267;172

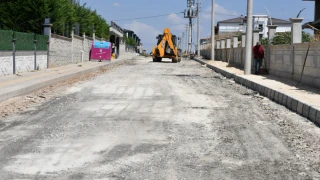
244;0;253;75
185;24;189;55
197;0;200;57
181;32;185;53
184;0;197;56
211;0;215;60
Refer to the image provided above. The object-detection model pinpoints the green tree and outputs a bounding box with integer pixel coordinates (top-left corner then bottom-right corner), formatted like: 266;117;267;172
0;0;49;34
0;0;109;38
261;37;270;46
271;31;312;45
126;37;136;46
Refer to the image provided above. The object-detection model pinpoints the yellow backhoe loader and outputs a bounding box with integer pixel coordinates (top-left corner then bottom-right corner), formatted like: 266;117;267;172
152;28;181;63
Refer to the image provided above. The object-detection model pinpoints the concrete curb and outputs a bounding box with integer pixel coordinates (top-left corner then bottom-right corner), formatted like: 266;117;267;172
0;59;129;103
194;58;320;127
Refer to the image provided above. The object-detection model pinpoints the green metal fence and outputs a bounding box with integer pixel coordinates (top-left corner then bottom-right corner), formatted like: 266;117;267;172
14;31;35;51
36;34;49;51
0;30;13;50
0;30;48;51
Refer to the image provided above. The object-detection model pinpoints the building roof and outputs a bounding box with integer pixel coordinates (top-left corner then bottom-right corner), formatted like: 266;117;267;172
218;17;291;25
270;18;291;24
123;29;134;33
218;17;243;23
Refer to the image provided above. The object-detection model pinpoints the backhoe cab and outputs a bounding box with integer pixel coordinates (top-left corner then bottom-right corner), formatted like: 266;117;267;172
152;28;182;63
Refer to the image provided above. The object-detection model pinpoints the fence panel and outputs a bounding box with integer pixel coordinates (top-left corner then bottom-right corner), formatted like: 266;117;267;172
0;30;13;50
15;32;35;50
36;34;49;50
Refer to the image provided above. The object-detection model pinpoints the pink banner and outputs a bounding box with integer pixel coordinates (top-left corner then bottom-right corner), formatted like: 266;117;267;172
90;41;112;60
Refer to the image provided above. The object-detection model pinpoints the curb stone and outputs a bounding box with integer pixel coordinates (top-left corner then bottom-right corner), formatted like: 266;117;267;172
292;99;298;112
194;58;320;127
316;111;320;126
286;96;293;110
297;102;304;115
282;95;288;106
308;107;317;123
273;91;279;102
270;90;275;100
303;104;310;118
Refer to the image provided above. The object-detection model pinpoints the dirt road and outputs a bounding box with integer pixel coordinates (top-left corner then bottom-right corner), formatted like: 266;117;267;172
0;58;319;179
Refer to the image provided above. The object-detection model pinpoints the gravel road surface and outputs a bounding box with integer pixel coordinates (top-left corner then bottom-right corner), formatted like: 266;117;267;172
0;58;319;179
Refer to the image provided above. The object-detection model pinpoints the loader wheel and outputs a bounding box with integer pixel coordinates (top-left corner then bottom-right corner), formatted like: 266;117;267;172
153;57;162;62
178;57;182;62
172;58;178;63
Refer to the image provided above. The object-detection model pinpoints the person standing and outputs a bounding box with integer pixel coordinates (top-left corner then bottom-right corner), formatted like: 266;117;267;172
252;42;265;74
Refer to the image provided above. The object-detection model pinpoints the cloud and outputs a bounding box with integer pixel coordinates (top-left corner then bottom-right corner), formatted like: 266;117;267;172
167;13;185;25
166;13;187;32
123;21;161;51
202;3;238;22
113;2;120;7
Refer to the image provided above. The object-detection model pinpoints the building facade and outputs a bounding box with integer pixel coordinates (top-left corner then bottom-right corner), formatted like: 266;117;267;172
217;15;291;38
123;29;142;53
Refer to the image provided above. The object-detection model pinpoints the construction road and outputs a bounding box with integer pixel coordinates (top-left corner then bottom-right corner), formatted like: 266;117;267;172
0;58;319;179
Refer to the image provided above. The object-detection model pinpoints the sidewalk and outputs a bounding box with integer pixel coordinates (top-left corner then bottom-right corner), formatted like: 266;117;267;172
0;56;135;103
194;58;320;126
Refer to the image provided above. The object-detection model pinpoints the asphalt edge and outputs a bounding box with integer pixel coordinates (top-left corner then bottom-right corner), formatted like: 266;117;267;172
194;58;320;127
0;59;129;103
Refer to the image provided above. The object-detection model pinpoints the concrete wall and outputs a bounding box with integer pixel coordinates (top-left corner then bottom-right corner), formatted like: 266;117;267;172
49;34;72;67
73;36;83;64
84;37;93;61
200;42;320;89
0;51;13;76
49;34;92;67
15;51;34;73
0;51;47;76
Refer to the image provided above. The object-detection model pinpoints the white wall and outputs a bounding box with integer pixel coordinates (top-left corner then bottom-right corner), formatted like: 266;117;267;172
276;25;291;33
218;23;242;32
15;55;34;73
219;16;291;38
0;52;48;77
0;55;13;76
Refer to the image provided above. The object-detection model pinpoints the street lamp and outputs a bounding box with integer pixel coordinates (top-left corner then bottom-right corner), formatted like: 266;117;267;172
239;15;244;32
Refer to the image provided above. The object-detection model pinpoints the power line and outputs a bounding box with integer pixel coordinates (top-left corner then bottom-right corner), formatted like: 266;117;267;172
201;11;239;17
111;12;184;21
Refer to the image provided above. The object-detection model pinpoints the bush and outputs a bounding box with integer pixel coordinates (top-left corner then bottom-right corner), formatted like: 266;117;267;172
270;31;312;45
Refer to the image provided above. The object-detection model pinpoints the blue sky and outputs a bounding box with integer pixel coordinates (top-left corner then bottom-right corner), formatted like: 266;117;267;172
82;0;314;52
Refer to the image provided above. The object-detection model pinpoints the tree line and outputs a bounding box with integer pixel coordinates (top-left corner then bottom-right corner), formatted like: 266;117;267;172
0;0;109;39
261;31;312;46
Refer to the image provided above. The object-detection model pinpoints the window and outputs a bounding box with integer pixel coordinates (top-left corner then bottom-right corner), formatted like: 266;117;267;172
258;24;263;32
